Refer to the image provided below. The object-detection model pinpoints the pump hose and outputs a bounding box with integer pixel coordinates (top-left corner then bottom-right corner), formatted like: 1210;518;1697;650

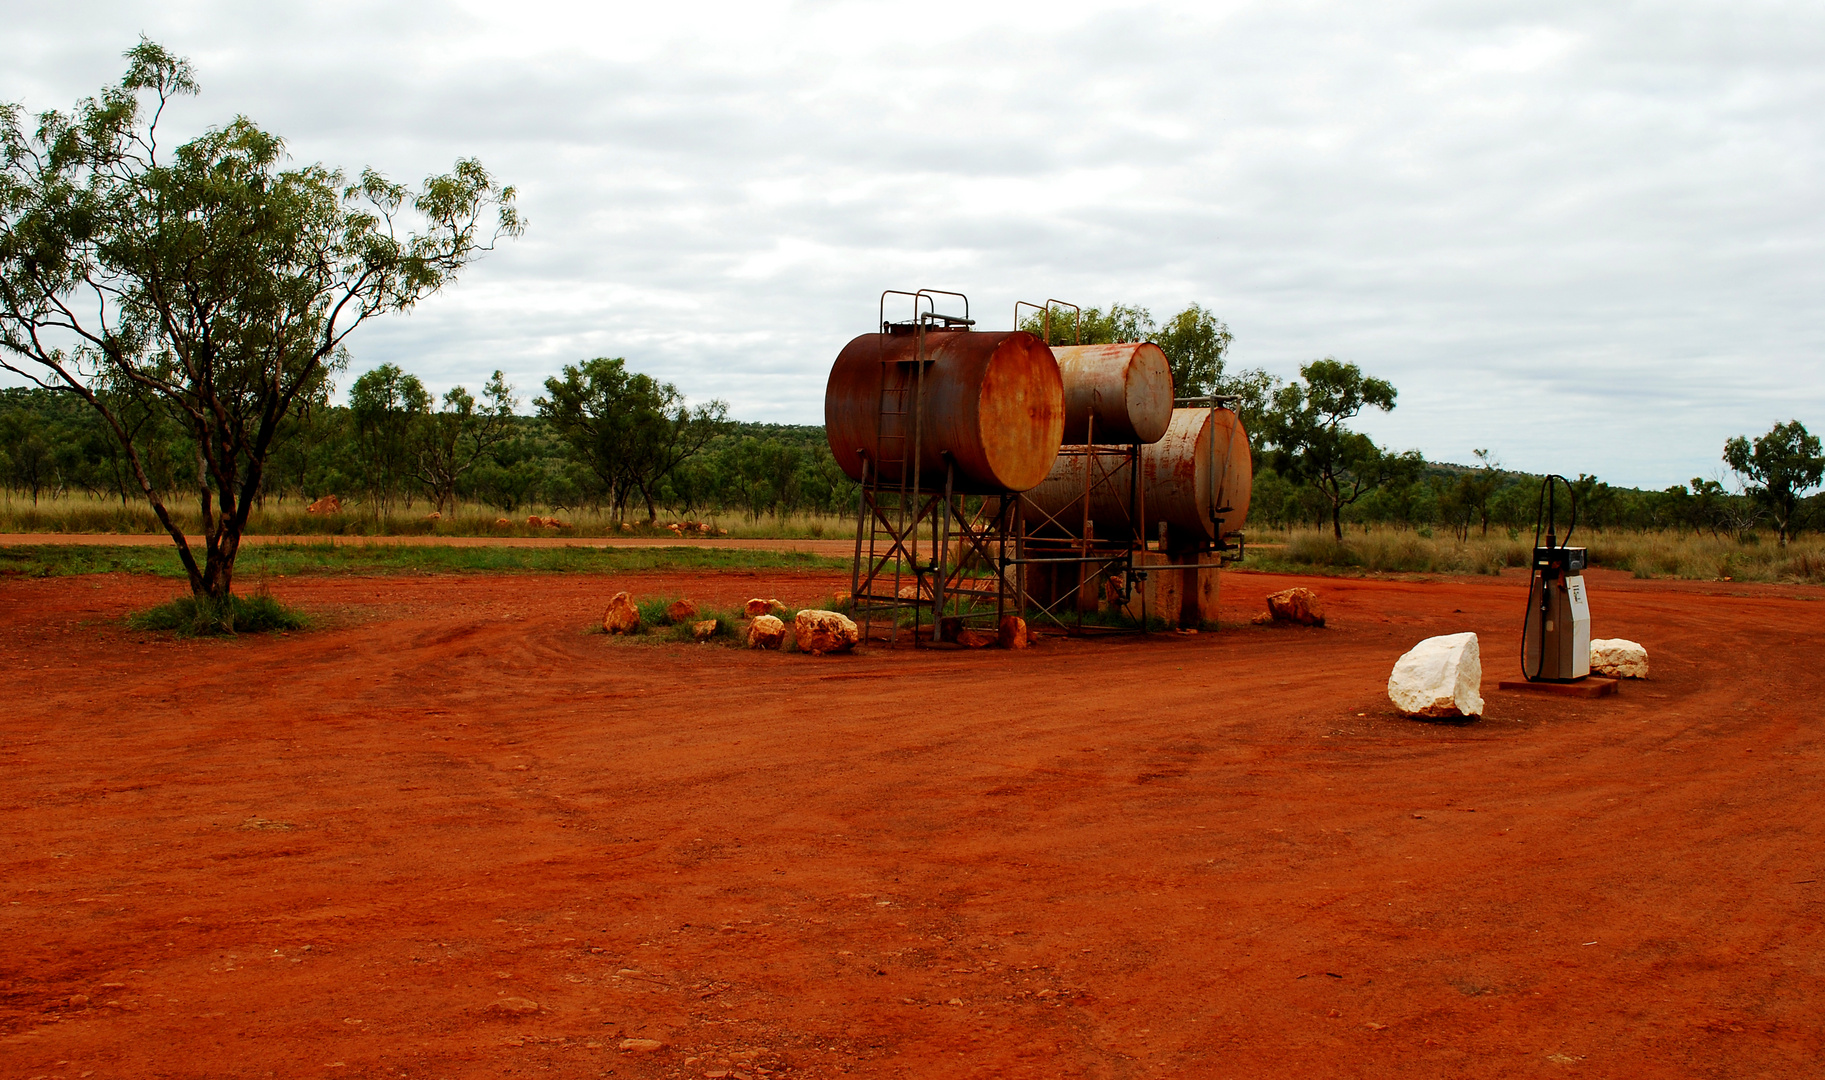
1520;474;1578;682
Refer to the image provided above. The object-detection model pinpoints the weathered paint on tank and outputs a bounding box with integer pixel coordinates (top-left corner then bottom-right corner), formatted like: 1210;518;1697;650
1050;343;1174;445
1207;408;1252;536
1139;407;1252;541
1023;407;1253;541
824;329;1065;495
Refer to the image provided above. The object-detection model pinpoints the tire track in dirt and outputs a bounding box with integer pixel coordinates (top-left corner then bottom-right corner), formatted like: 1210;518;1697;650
1;567;1822;1076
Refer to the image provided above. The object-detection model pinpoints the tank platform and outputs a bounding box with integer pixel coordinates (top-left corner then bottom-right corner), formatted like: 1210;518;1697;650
1496;677;1620;698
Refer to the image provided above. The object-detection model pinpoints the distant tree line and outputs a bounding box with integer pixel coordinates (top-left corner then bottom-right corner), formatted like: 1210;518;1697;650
4;319;1820;539
0;369;860;522
8;373;1817;541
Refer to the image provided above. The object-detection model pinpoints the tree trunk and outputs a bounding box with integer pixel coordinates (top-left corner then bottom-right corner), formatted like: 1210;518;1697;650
1331;503;1344;541
199;529;237;602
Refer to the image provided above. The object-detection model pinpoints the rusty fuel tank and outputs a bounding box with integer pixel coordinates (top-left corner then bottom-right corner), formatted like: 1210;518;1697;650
1023;406;1253;543
824;329;1065;494
1051;342;1174;445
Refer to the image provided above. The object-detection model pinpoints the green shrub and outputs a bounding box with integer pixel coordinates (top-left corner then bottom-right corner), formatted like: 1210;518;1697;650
636;597;677;627
661;608;744;643
127;589;308;636
597;597;752;646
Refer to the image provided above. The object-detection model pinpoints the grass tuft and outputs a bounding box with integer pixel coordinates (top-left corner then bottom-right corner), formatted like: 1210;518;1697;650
636;596;677;627
660;609;746;644
127;589;308;637
600;597;752;646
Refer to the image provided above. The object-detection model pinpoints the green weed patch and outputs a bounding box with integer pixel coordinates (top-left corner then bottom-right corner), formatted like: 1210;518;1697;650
127;590;309;636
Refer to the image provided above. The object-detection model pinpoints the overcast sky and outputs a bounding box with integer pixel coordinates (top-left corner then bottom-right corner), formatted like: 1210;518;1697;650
6;0;1821;487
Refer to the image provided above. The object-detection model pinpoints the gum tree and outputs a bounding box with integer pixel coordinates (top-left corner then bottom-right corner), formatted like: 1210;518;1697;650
348;363;431;515
1017;300;1278;429
412;371;518;515
1153;302;1232;398
1724;420;1823;546
1263;358;1421;540
0;40;520;618
537;357;729;521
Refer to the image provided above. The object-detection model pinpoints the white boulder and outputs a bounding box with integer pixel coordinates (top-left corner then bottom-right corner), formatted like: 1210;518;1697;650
746;615;786;650
1388;632;1484;718
1590;638;1649;679
793;609;859;655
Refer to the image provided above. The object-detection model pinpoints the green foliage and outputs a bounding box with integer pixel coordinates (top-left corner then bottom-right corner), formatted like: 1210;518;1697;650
1724;420;1823;546
635;596;677;627
0;39;519;603
716;435;802;520
1020;301;1156;348
661;611;742;644
411;370;518;514
1436;449;1504;539
1260;358;1419;540
349;363;431;514
1153;303;1233;399
0;405;857;529
1016;300;1275;417
597;598;749;646
127;588;308;636
537;357;731;519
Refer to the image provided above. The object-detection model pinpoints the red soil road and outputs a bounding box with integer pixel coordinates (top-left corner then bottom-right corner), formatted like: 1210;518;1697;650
0;567;1821;1078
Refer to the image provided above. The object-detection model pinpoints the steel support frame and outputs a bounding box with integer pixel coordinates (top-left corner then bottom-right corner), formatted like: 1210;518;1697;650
851;468;1022;646
849;289;1020;647
1014;431;1149;635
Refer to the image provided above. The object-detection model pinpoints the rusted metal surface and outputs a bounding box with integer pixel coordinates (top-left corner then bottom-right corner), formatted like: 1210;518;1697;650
824;329;1064;495
1023;406;1253;543
1050;343;1174;445
1205;407;1253;539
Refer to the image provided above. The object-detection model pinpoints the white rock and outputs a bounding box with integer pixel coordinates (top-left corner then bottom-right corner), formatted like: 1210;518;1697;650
793;609;859;655
1590;638;1648;679
746;614;786;650
1388;632;1484;718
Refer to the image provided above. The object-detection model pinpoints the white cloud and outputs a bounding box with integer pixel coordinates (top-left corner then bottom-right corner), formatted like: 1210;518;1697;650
3;0;1822;485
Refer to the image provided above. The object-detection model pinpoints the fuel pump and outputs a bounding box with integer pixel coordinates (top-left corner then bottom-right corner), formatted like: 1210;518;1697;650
1521;475;1591;682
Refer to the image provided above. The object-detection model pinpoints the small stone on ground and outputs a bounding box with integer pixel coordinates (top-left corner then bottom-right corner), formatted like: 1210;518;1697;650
602;592;641;635
747;614;786;650
1264;587;1325;626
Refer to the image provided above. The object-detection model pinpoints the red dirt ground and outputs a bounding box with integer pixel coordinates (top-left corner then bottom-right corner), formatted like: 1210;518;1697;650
1;565;1821;1079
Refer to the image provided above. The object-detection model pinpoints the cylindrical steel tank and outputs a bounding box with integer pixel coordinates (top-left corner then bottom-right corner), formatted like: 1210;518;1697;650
1051;343;1174;445
1022;406;1253;542
824;329;1065;494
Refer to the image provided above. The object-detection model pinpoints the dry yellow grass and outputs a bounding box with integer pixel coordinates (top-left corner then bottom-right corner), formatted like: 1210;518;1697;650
0;493;855;541
7;495;1820;584
1245;526;1825;584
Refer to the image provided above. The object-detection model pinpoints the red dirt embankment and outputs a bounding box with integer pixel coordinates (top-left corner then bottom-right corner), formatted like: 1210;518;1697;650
1;567;1821;1078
